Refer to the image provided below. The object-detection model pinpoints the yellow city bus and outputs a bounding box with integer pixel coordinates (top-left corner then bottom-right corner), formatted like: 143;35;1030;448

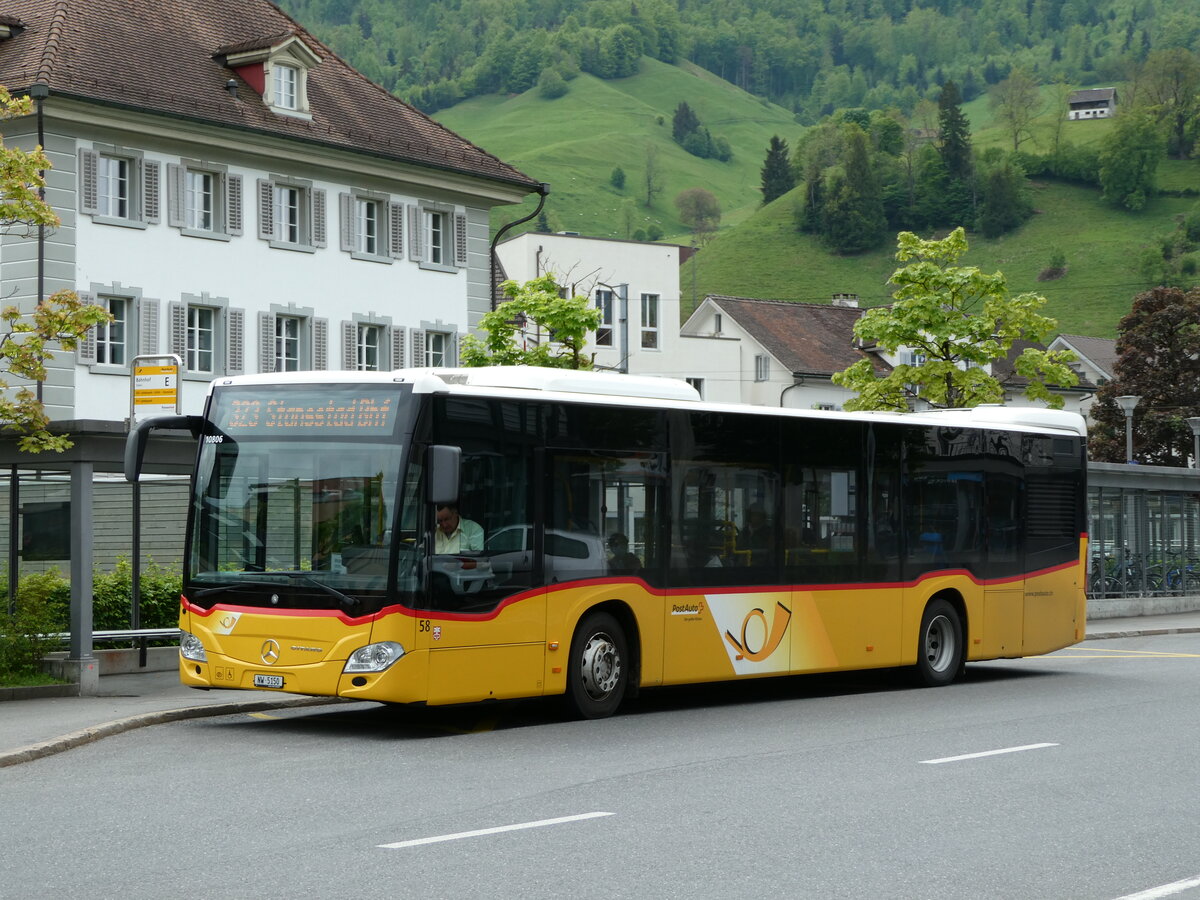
126;366;1088;718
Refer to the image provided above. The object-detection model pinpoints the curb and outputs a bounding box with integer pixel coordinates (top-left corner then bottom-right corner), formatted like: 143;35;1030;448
1085;626;1200;641
0;695;348;769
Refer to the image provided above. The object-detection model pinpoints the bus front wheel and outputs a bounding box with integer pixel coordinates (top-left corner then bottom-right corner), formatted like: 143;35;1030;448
915;598;964;687
566;611;628;719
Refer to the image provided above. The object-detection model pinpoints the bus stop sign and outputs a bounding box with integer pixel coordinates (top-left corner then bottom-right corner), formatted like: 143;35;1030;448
130;354;182;424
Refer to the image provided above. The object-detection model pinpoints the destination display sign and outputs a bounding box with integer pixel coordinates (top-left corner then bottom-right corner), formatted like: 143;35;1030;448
212;388;402;436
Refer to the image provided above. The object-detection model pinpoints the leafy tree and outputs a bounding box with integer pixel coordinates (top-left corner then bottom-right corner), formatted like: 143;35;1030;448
820;125;887;253
989;67;1042;151
1099;108;1166;210
760;135;795;204
0;87;113;452
459;276;603;370
978;156;1033;237
642;142;663;207
537;67;569;99
610;165;626;190
1087;287;1200;465
672;101;701;143
1136;47;1200;159
832;228;1079;410
675;187;721;244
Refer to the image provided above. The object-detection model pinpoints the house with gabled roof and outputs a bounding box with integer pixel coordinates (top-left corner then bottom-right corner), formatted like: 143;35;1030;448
1068;88;1118;120
0;0;540;649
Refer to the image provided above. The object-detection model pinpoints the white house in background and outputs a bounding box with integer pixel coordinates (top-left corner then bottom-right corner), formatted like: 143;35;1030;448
0;0;540;426
1067;88;1118;120
494;232;693;376
1049;333;1117;422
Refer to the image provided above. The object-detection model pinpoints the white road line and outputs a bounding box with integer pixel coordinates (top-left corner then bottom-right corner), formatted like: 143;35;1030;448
378;812;614;849
919;743;1059;765
1114;876;1200;900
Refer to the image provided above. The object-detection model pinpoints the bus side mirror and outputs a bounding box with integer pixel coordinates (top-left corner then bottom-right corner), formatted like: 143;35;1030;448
429;444;461;505
124;415;204;483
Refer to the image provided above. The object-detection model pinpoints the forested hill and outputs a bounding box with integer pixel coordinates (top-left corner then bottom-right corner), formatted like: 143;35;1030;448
278;0;1196;120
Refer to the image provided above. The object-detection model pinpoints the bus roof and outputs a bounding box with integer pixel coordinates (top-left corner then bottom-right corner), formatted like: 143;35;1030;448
209;367;1087;437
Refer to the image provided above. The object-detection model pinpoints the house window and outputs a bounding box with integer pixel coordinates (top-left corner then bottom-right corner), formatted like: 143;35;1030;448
641;293;659;349
596;290;614;347
187;306;215;374
273;64;299;110
426;331;449;367
754;354;770;382
714;313;723;334
97;156;130;219
358;324;382;371
258;177;325;251
357;199;379;255
685;377;704;399
276;316;302;372
96;297;128;366
186;170;214;231
426;209;446;265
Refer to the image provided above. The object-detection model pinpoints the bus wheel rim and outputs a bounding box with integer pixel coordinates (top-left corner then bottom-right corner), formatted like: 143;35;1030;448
581;631;621;700
925;614;955;672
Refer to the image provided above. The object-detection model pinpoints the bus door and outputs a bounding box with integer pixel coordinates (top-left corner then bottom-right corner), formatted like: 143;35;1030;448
413;397;547;705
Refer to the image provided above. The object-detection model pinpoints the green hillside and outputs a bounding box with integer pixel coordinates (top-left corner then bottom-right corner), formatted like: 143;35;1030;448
435;58;798;240
682;179;1197;339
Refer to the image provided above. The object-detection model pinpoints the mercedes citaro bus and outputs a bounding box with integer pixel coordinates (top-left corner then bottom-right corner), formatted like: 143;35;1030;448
125;366;1087;718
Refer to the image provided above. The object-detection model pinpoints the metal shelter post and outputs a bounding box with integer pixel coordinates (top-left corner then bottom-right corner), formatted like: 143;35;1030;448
68;460;98;694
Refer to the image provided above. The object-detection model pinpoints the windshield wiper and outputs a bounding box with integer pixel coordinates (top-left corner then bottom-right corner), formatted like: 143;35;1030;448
293;574;361;612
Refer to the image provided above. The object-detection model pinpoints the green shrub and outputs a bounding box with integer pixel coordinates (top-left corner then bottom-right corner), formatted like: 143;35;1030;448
93;557;182;630
0;569;69;679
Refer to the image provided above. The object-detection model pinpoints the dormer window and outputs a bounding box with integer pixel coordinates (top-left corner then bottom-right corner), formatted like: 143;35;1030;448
273;63;299;111
216;33;320;119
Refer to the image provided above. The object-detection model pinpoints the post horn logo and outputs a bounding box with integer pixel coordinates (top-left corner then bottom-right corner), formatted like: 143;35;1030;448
260;639;281;665
724;601;792;662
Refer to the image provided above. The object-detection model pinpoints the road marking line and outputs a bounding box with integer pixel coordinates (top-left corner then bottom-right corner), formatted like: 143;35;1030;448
1068;648;1200;657
378;812;614;849
248;712;280;720
1055;653;1200;659
1113;875;1200;899
920;743;1059;765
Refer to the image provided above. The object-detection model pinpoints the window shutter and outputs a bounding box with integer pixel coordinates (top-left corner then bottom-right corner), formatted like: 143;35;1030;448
411;329;426;368
312;189;327;248
258;311;275;373
139;298;161;355
226;175;243;236
342;321;356;370
78;149;99;215
76;291;98;364
338;193;354;253
227;308;245;375
390;326;406;370
143;161;161;224
408;205;424;262
168;301;186;358
166;164;185;228
313;317;329;370
388;202;404;259
454;213;468;267
256;179;274;241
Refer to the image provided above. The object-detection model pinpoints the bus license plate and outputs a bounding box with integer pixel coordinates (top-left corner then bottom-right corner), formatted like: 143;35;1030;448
253;674;284;689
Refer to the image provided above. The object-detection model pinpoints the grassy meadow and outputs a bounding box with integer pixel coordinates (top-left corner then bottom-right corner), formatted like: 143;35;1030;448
437;63;1199;339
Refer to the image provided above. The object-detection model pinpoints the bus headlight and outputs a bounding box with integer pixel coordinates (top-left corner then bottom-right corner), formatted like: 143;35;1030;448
180;631;207;662
344;642;405;673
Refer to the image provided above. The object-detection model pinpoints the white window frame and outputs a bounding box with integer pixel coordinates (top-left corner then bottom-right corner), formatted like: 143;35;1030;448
754;354;770;382
339;191;402;263
276;315;302;372
595;290;614;347
407;202;466;273
186;306;216;375
96;296;129;367
685;377;704;399
640;293;660;350
170;295;243;380
79;145;158;229
258;176;325;252
273;63;299;111
426;331;449;367
426;209;446;265
357;323;382;371
166;161;241;240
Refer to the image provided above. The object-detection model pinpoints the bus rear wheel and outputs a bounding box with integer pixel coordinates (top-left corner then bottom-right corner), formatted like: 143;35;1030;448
566;611;628;719
915;598;964;687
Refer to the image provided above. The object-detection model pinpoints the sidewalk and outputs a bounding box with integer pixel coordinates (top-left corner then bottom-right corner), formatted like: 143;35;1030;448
3;611;1200;768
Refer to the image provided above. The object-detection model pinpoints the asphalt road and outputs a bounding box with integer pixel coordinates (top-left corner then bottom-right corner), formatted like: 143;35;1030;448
4;633;1200;900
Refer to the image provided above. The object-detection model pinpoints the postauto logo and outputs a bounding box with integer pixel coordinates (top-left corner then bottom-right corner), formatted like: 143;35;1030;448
707;593;793;675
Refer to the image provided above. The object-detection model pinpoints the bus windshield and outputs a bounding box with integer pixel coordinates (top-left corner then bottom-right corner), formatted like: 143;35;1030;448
187;383;410;613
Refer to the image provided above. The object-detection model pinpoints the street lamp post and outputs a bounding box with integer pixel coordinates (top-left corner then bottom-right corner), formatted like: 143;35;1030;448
1115;395;1141;464
1187;417;1200;469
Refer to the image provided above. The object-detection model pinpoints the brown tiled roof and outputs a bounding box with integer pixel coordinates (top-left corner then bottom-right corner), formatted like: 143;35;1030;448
1069;88;1117;103
706;295;891;377
0;0;538;191
988;338;1096;392
1054;333;1117;381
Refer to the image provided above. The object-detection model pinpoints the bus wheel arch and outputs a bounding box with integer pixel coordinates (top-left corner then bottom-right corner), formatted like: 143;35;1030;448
914;592;966;687
563;602;639;718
